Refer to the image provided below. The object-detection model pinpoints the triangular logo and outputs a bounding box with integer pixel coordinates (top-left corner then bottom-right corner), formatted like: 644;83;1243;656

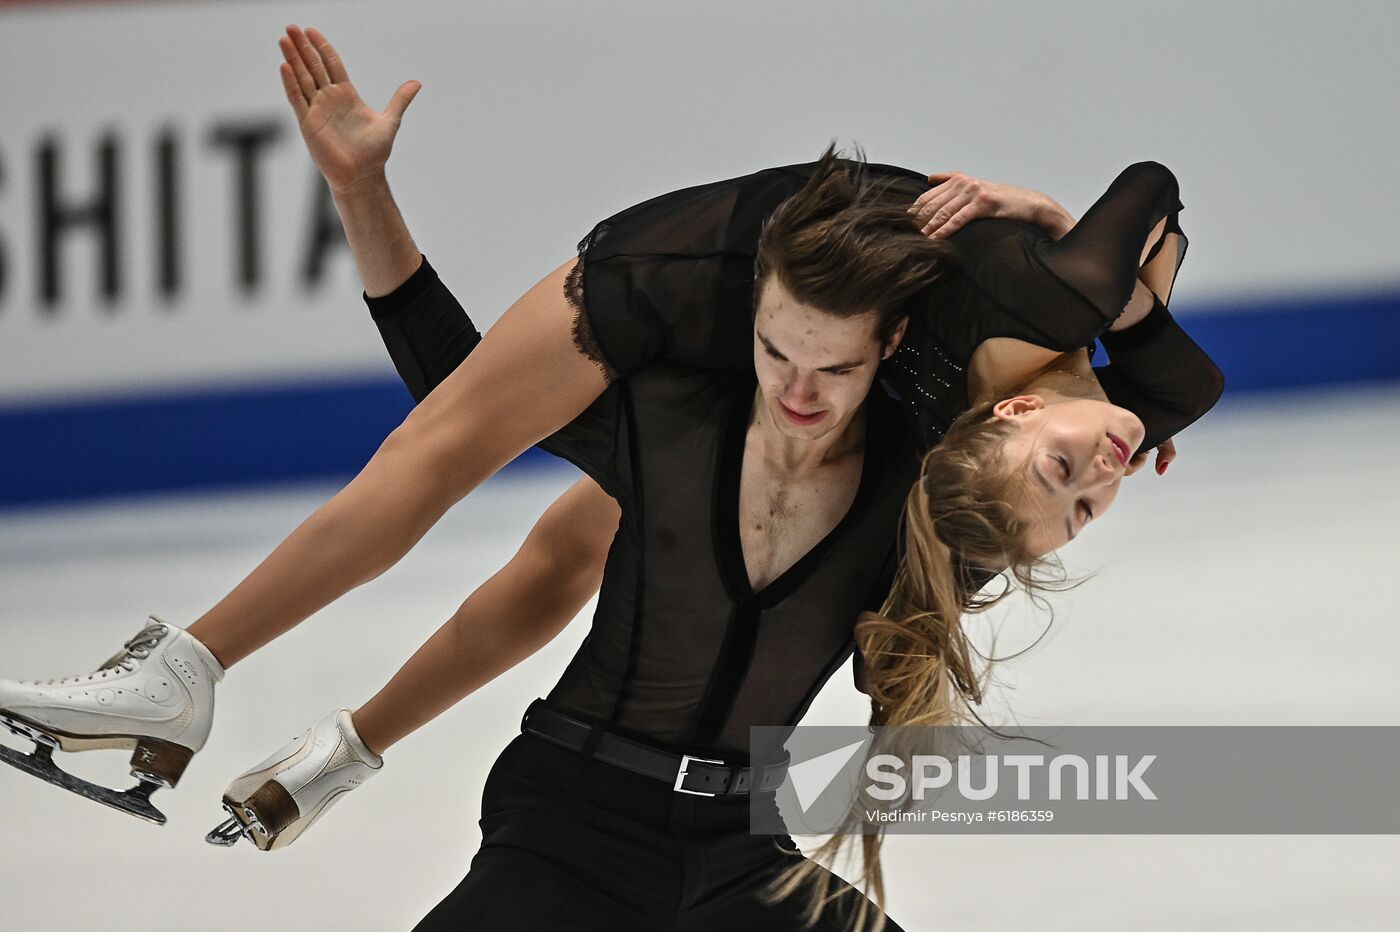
788;738;868;812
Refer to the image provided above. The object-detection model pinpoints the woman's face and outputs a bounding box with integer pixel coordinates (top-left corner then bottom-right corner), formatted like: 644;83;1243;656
752;276;904;443
993;395;1147;555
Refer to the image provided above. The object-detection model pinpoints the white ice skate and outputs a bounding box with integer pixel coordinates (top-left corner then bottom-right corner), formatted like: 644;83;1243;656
206;708;382;851
0;616;224;825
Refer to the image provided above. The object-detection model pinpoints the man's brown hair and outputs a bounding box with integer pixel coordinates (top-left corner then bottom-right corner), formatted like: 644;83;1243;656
754;143;947;345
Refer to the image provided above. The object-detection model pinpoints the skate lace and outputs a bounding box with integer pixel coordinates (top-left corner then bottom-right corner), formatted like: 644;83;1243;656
31;619;169;686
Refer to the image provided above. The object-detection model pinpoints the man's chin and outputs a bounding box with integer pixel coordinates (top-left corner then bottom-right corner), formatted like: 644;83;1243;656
777;418;834;443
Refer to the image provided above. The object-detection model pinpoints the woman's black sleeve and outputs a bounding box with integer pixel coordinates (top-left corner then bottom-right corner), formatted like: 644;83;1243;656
942;161;1221;452
1054;164;1222;452
1042;161;1221;451
945;161;1188;352
363;255;482;404
1034;161;1187;332
1093;298;1226;455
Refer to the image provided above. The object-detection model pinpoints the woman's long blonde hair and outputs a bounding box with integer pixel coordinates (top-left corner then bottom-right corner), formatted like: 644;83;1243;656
761;400;1066;931
750;145;1073;930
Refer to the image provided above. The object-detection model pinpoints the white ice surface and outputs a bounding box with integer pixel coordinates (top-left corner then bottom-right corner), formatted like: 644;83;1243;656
0;386;1397;931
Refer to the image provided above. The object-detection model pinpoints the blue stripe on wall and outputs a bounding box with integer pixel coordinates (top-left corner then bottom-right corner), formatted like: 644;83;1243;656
1178;288;1400;392
2;289;1397;508
0;378;558;509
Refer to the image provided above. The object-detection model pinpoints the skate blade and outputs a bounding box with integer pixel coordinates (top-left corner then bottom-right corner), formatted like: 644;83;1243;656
205;812;248;847
0;740;167;825
205;797;269;850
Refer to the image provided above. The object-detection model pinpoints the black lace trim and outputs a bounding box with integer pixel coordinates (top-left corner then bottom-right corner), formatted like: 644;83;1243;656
565;233;617;385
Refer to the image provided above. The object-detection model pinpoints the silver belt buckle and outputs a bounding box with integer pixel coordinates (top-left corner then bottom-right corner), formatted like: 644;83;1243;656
673;753;725;796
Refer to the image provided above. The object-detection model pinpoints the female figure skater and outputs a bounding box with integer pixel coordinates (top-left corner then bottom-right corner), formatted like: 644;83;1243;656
0;25;1221;932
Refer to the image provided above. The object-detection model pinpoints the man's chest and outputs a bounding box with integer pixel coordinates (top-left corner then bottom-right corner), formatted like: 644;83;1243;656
737;452;862;593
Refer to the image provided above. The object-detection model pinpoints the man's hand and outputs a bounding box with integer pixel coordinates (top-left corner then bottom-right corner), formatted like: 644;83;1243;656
279;24;420;195
1125;438;1177;477
909;172;1076;240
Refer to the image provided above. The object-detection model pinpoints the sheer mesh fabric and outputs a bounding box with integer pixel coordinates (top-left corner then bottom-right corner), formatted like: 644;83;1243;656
366;158;1222;755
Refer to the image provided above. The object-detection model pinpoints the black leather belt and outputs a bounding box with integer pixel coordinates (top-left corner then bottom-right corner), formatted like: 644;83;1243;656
519;698;789;797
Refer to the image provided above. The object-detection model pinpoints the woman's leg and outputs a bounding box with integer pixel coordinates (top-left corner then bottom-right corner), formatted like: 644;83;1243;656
2;259;608;819
205;477;618;847
351;476;619;755
187;257;607;670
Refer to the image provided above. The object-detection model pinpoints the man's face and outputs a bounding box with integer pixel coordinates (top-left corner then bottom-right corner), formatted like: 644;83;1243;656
752;276;902;443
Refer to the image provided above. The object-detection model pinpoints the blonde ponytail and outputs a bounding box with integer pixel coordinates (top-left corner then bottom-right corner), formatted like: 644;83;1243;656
761;400;1061;931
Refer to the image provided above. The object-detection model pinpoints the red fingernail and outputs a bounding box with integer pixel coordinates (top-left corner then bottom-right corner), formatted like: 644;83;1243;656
1157;462;1168;475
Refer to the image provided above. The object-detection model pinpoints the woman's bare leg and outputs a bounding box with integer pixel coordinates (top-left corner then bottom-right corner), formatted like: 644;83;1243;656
187;258;608;669
350;476;618;755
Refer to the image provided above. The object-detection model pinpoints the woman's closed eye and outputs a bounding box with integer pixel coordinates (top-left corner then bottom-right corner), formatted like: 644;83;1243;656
1056;455;1094;527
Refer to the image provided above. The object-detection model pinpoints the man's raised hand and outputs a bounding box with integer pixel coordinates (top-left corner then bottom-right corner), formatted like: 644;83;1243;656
910;172;1076;241
278;24;421;194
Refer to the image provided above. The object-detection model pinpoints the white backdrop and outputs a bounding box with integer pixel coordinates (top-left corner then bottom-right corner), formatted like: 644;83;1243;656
1;0;1397;403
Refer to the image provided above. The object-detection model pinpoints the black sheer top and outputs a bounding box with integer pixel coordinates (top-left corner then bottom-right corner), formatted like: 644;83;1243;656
368;159;1223;759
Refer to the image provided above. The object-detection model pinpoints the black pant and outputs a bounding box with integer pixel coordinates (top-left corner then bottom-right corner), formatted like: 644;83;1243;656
413;729;909;931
